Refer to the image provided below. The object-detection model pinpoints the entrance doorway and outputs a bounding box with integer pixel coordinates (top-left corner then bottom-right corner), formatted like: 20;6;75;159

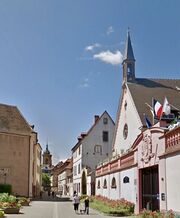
141;166;159;211
81;171;87;195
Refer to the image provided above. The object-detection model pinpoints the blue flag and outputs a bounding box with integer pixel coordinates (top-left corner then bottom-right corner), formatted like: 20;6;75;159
144;114;152;128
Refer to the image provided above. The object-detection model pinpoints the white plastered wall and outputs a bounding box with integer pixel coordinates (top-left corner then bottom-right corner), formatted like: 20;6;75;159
120;167;137;204
166;154;180;212
82;112;115;171
109;172;120;199
113;86;142;155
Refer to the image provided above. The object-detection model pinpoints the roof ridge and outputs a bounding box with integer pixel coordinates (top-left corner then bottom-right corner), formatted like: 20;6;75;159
136;77;180;81
0;103;16;107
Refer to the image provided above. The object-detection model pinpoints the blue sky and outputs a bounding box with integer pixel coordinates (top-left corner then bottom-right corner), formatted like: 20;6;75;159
0;0;179;163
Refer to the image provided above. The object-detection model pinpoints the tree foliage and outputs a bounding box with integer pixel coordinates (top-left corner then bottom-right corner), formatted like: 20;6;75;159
42;173;51;187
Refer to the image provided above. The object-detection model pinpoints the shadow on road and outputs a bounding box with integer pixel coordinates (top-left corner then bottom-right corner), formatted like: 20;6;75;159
32;195;71;202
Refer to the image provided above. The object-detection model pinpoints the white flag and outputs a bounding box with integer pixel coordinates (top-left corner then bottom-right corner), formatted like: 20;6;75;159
162;97;171;115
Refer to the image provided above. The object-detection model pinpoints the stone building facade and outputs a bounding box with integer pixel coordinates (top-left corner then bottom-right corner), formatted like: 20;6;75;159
72;111;115;196
0;104;42;197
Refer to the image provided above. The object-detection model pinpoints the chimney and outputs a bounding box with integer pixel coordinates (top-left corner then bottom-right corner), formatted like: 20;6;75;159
77;136;82;142
81;132;87;139
94;115;99;124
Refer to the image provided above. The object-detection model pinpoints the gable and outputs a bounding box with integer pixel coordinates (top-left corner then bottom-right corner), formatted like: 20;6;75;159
0;104;32;135
113;85;142;155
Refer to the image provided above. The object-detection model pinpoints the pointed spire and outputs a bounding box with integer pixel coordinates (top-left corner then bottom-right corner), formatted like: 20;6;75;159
122;29;136;83
123;28;135;61
45;141;50;154
46;143;49;152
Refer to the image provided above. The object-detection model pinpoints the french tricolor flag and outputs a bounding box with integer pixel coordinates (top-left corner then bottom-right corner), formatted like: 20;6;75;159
153;99;163;119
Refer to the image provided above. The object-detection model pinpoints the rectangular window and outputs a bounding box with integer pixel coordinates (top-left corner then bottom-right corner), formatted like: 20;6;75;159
78;164;81;174
103;131;109;142
73;166;77;176
103;117;108;124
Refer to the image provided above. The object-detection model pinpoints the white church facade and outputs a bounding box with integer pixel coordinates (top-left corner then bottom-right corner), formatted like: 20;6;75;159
95;32;180;213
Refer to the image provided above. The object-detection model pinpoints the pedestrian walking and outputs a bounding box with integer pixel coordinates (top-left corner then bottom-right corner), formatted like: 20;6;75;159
73;191;80;213
40;191;42;199
52;191;55;198
84;196;89;214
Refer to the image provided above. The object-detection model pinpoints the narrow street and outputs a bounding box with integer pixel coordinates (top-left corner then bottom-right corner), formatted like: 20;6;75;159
5;200;119;218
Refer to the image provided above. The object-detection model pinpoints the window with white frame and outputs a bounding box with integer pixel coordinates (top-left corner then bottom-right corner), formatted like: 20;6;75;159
97;180;100;189
94;145;102;154
111;177;116;188
103;131;109;142
78;163;81;174
103;179;107;189
73;165;77;176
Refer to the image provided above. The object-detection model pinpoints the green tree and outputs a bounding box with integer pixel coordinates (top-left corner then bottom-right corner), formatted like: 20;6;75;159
42;173;51;187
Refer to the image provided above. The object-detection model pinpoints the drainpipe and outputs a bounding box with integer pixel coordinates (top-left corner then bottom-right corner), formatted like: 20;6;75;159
119;171;121;199
28;136;30;197
164;158;167;211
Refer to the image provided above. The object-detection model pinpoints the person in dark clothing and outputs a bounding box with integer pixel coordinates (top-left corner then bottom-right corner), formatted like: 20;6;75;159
84;197;89;214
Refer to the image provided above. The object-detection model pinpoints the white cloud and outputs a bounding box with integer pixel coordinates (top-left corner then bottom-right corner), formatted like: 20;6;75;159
93;50;123;65
85;43;101;51
107;26;114;35
80;78;90;88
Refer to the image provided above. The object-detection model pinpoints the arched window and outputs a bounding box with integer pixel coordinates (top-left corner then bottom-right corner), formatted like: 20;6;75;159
111;177;116;188
123;176;130;183
97;180;100;189
123;124;128;139
103;179;107;189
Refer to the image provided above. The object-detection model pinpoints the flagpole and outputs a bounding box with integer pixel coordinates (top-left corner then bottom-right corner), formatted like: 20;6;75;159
152;97;154;125
169;104;180;111
160;97;165;121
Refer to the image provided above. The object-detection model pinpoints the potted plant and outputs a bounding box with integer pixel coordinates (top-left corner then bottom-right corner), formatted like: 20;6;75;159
2;202;21;214
0;193;21;214
17;197;30;206
0;210;4;217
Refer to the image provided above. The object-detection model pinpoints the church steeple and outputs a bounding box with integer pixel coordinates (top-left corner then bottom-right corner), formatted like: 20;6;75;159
43;143;52;167
45;143;50;154
122;29;136;83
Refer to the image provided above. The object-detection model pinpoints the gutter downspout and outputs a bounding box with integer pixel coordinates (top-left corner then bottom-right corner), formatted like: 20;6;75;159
164;158;167;211
28;135;30;197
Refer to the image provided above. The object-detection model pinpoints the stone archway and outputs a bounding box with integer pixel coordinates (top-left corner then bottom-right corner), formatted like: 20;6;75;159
81;170;87;195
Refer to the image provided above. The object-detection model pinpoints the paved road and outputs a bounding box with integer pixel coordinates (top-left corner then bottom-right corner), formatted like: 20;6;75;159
5;200;123;218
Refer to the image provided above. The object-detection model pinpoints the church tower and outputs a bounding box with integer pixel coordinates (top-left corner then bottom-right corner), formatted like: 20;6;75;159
42;144;52;167
122;30;135;83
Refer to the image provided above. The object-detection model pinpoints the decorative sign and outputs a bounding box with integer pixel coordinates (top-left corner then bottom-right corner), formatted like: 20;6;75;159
161;193;165;201
0;168;10;175
141;133;154;163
